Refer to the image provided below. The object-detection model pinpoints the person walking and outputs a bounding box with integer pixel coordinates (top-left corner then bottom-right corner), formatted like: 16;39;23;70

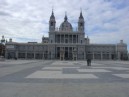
87;58;91;66
87;59;89;66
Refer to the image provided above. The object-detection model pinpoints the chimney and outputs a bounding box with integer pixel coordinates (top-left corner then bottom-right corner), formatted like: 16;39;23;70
120;40;123;44
9;38;12;42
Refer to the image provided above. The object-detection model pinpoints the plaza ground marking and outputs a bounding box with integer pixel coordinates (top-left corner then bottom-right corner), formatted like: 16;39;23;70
26;71;98;79
42;67;79;70
113;74;129;78
78;69;111;72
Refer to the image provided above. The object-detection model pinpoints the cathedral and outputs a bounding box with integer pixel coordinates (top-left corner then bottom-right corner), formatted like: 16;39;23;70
5;10;128;60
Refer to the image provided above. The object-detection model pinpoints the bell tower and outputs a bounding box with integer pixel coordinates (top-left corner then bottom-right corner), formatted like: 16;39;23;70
78;10;84;32
49;9;56;32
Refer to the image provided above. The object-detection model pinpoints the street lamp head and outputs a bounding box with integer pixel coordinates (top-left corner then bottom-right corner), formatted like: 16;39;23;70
1;35;5;44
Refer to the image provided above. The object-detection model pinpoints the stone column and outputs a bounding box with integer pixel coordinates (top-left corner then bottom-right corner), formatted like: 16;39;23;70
72;35;73;43
50;52;52;60
42;52;44;60
75;35;76;43
5;50;8;59
101;52;103;60
69;34;70;43
76;35;77;44
85;52;87;60
25;51;27;59
55;35;56;43
64;34;65;43
93;52;95;60
117;52;121;60
57;35;58;43
68;34;69;43
77;35;80;43
55;48;57;59
60;34;61;43
84;51;86;60
68;47;69;59
15;51;18;59
109;53;111;60
34;52;36;59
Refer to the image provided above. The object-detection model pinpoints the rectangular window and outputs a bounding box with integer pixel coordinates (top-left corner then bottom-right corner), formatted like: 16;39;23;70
81;40;82;44
65;39;68;43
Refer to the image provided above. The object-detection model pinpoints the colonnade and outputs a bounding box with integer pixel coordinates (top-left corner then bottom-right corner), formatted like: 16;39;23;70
55;34;79;43
6;50;116;60
87;52;114;60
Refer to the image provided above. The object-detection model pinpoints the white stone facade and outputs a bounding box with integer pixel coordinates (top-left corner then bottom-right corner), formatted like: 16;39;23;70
5;11;128;60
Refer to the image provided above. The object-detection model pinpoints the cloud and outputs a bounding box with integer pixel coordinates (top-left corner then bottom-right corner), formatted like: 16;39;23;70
0;11;11;16
0;0;129;51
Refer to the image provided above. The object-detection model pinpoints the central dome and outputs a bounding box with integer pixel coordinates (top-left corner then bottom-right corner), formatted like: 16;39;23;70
59;14;73;31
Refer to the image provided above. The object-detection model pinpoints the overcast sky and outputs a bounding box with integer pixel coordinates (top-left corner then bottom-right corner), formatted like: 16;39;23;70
0;0;129;50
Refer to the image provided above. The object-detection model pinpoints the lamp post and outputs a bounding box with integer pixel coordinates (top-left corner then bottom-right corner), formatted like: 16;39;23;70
0;36;5;61
73;47;77;60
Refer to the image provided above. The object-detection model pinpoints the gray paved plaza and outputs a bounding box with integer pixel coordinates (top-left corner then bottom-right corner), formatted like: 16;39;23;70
0;60;129;97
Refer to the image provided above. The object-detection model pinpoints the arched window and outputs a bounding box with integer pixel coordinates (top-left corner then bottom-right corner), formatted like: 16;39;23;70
81;40;82;44
51;22;53;26
80;23;83;26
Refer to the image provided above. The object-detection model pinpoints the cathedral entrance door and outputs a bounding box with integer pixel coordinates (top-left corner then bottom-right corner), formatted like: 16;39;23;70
64;47;68;60
69;47;73;60
65;51;68;60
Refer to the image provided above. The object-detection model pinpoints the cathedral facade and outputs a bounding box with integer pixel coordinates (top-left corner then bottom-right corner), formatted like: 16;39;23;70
5;11;128;60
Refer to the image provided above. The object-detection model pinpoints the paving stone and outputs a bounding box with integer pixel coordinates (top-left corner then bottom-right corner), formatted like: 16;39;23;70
0;60;129;97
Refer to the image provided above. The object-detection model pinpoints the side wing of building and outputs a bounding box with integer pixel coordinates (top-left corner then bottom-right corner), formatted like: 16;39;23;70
5;40;128;60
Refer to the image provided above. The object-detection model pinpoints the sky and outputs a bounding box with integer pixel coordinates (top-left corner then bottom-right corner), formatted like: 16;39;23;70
0;0;129;50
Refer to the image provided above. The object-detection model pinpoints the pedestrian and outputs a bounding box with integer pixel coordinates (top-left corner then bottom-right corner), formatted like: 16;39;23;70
87;58;91;66
15;57;17;60
87;59;90;66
